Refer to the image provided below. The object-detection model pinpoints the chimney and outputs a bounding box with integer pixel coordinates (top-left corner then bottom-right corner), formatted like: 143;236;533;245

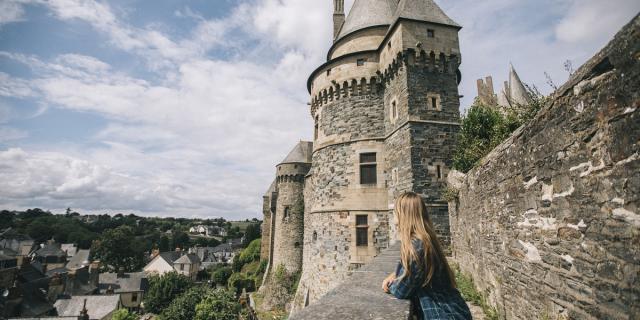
333;0;345;41
89;261;100;288
80;298;89;320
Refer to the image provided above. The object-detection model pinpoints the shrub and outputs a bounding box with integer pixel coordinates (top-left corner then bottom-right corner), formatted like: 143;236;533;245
159;285;210;320
239;239;261;264
112;309;138;320
453;87;545;173
194;289;243;320
143;272;193;314
212;266;233;286
228;272;256;295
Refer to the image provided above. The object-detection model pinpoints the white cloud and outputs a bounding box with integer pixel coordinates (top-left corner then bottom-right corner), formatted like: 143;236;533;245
0;0;26;27
555;0;640;45
1;0;638;219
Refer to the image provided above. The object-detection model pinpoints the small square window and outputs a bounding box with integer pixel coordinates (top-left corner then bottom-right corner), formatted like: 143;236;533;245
357;58;366;66
427;29;435;38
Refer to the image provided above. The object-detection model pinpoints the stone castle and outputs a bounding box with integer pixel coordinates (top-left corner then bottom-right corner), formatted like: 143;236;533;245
260;0;464;312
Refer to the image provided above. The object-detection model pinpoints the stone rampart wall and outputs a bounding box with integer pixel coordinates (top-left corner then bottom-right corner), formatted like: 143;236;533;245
448;17;639;320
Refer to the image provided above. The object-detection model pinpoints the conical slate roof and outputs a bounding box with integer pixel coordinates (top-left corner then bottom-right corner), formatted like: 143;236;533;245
263;179;277;197
280;141;313;164
508;64;532;105
337;0;396;39
394;0;461;28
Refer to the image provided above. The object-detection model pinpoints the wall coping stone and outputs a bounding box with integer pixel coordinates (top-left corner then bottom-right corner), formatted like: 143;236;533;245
290;243;411;320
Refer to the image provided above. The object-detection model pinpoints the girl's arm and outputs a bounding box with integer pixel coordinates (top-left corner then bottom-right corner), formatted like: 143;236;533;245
388;259;425;299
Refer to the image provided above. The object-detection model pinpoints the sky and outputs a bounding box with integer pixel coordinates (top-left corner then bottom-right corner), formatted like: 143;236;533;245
0;0;638;220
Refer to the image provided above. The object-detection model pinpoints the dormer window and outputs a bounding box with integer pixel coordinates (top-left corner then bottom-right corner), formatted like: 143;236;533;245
427;29;435;38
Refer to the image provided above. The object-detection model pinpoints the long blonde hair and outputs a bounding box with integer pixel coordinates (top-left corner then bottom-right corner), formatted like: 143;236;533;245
395;192;456;288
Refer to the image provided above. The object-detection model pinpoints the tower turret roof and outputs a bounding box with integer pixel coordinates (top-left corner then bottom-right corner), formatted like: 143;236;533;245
337;0;396;40
393;0;461;28
279;141;313;164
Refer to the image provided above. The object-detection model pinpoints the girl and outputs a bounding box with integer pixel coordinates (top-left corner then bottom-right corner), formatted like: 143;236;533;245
382;192;471;319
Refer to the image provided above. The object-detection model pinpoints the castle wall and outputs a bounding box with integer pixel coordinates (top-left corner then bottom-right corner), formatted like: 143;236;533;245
448;18;639;319
260;195;272;261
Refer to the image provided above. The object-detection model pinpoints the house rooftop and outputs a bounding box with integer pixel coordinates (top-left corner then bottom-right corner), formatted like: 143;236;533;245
54;295;120;319
99;272;148;293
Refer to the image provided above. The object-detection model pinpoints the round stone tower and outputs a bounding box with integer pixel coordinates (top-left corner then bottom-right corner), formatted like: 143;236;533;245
293;0;463;312
270;142;312;274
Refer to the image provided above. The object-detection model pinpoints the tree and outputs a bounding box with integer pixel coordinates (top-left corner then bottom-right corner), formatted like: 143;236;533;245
228;272;255;295
171;230;190;250
194;289;243;320
243;223;261;244
211;266;233;286
112;309;138;320
453;87;545;173
91;225;144;272
159;235;170;252
144;272;193;314
159;285;210;320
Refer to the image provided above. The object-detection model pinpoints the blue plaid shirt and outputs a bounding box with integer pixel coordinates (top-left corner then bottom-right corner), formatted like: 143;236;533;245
389;241;472;320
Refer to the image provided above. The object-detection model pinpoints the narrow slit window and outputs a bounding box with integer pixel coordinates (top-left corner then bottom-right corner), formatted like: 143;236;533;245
431;97;438;110
355;215;368;246
314;116;319;140
326;68;331;76
392;100;397;120
359;153;377;185
437;165;442;180
283;206;290;221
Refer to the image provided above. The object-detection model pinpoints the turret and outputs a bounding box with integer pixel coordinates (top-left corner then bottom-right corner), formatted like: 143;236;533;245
270;142;312;274
332;0;345;41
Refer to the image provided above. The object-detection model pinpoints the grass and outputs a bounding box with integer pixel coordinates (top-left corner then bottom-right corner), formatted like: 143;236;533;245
253;292;288;320
453;264;500;320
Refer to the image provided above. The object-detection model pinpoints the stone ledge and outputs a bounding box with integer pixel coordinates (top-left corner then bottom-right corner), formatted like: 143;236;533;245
290;243;411;320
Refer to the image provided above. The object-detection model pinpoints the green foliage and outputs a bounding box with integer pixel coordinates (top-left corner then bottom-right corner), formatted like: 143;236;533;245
243;222;262;244
453;88;545;173
194;289;243;320
228;272;256;295
274;264;300;294
159;285;210;320
144;272;193;314
453;265;499;320
239;239;261;263
91;225;144;272
212;266;233;286
112;309;138;320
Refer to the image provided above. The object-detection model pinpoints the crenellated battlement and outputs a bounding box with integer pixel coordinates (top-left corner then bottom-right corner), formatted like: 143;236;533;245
310;48;460;116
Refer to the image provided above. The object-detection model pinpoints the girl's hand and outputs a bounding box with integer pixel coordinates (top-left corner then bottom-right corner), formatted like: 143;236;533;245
382;273;396;293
